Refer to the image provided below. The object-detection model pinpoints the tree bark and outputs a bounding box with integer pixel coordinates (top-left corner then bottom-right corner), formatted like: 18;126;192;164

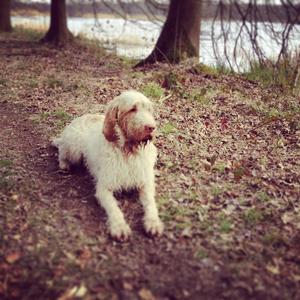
41;0;73;46
0;0;12;32
136;0;202;66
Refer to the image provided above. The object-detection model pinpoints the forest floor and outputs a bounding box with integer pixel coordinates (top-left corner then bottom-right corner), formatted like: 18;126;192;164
0;31;300;300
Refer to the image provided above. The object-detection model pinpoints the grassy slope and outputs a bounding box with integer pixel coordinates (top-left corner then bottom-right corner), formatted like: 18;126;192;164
0;30;300;300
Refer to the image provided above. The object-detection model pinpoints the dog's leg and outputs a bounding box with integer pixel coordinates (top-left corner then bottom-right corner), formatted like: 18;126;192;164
140;181;164;237
95;185;131;241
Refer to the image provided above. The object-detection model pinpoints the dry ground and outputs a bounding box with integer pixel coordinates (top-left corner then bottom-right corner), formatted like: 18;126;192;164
0;32;300;300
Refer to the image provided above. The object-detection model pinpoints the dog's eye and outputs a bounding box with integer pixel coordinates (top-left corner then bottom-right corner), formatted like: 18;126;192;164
129;106;137;113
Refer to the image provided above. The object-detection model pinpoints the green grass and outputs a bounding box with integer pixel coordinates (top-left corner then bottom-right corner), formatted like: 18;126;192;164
43;76;87;93
243;208;263;225
213;161;227;173
190;63;219;76
0;159;14;191
266;107;281;118
141;82;165;99
199;219;214;232
45;76;65;89
0;176;13;188
163;72;180;90
247;98;300;136
182;86;219;106
219;219;232;233
287;102;300;114
157;196;169;209
160;202;193;225
169;205;191;218
211;184;223;197
190;88;211;106
17;62;30;71
0;78;8;86
263;231;283;247
196;249;208;259
257;191;270;202
53;109;71;121
190;63;233;76
232;165;246;181
28;79;39;88
130;71;146;79
248;100;295;124
13;25;45;41
160;122;177;135
215;63;233;75
0;159;13;168
245;63;274;87
75;33;107;59
244;59;299;92
29;110;72;129
29;112;50;124
188;191;198;201
53;110;73;129
249;101;269;116
218;213;233;233
120;56;138;67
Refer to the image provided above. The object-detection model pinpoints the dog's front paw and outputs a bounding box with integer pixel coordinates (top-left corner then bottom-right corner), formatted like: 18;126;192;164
59;160;70;171
109;221;131;242
144;217;164;237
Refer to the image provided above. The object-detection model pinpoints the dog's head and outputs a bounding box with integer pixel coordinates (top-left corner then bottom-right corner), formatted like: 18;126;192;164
103;90;156;147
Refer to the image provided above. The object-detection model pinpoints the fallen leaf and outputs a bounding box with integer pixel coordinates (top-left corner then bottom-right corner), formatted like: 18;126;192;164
281;212;293;224
266;264;280;275
79;247;92;268
11;194;19;201
181;227;192;238
292;275;300;282
123;282;133;291
220;116;229;130
58;284;87;300
6;252;21;264
138;288;156;300
74;284;87;297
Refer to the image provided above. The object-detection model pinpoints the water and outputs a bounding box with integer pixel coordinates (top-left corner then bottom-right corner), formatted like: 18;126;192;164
12;15;300;71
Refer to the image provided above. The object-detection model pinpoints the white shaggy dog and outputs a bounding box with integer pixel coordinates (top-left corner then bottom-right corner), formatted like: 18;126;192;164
52;90;164;241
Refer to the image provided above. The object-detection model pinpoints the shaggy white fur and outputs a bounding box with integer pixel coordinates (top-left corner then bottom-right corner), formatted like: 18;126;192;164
52;90;164;241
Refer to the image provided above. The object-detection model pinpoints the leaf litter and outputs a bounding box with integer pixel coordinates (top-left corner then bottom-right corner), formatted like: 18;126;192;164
0;33;300;299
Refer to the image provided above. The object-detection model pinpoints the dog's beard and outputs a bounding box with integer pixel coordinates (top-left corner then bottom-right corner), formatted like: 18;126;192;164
139;135;154;147
115;125;154;154
130;131;154;146
127;137;152;148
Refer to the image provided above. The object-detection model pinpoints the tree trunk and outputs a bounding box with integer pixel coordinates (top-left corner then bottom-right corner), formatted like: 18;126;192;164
136;0;202;66
0;0;12;32
41;0;73;46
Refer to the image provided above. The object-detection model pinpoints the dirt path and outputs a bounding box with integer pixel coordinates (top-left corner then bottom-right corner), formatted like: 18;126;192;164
1;32;300;300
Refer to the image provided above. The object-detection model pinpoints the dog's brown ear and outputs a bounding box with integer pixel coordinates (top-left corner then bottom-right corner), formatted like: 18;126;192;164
103;102;119;142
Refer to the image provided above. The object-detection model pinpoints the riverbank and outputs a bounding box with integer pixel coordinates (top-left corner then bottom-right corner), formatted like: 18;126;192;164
11;1;299;23
1;30;300;299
